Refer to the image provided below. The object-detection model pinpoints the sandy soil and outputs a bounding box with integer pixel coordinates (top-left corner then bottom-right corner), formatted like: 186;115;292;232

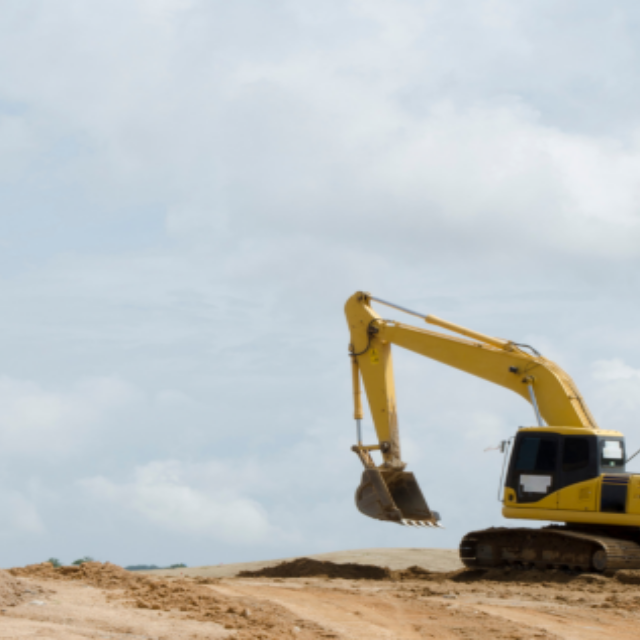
2;553;640;639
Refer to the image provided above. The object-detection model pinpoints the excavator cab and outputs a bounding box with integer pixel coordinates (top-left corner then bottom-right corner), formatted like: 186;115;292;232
504;429;628;508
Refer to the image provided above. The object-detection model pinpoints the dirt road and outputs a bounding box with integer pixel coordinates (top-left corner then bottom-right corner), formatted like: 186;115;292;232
2;552;640;639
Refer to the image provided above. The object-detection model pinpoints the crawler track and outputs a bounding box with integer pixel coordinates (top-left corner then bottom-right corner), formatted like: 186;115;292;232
460;526;640;572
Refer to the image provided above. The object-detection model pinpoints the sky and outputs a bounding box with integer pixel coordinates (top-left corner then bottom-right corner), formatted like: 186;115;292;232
1;0;640;568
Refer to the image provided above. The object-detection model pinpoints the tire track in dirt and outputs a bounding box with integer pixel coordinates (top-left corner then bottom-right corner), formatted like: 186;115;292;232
218;580;568;639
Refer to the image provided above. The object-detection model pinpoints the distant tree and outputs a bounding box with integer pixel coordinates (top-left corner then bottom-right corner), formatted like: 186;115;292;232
168;563;187;569
72;556;95;565
47;558;61;568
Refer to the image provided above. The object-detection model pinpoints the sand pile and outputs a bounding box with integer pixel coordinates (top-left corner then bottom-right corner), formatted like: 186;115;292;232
10;561;140;589
10;562;330;639
118;576;329;639
0;569;42;607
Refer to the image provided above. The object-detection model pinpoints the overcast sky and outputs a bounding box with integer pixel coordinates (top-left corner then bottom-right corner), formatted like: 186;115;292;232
2;0;640;568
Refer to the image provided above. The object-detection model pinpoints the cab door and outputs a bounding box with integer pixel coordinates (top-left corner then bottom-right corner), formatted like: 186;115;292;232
509;434;560;504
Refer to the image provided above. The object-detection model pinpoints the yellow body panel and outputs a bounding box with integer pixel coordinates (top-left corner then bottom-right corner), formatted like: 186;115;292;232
517;426;622;437
507;474;640;521
626;477;640;515
503;487;559;509
524;491;559;510
503;506;640;527
557;478;598;511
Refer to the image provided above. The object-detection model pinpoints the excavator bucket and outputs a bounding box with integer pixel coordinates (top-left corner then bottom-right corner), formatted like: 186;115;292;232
355;469;441;527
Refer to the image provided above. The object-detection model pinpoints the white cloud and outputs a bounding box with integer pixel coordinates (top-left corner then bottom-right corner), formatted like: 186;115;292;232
139;0;195;27
592;358;640;381
0;491;44;536
588;359;640;435
0;377;138;456
1;1;640;265
0;114;40;182
81;460;273;544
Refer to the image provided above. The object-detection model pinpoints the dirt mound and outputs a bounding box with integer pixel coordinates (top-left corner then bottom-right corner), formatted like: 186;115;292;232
237;559;590;584
615;570;640;585
116;576;325;639
11;562;330;639
239;557;392;580
0;570;41;607
236;558;631;590
10;562;140;589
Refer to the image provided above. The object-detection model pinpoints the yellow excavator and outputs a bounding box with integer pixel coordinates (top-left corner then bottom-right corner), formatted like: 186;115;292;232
345;292;640;572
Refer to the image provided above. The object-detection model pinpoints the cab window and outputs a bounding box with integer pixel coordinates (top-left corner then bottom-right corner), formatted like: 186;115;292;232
562;437;590;473
515;437;557;472
601;440;625;470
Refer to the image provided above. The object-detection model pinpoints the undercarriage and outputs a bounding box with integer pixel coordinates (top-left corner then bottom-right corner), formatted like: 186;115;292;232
460;525;640;572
